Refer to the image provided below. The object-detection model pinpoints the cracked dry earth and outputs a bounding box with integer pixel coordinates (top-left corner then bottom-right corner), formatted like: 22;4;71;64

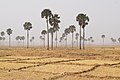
0;47;120;80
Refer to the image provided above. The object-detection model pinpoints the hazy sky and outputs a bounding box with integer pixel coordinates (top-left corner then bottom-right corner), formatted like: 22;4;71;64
0;0;120;45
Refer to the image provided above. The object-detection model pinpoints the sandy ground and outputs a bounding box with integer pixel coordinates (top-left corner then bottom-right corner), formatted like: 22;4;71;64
0;47;120;80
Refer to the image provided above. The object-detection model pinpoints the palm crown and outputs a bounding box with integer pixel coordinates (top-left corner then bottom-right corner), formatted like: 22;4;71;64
41;30;47;35
41;9;52;19
23;22;32;30
76;13;89;28
64;28;70;35
101;35;105;38
69;25;76;33
1;31;5;36
6;28;13;35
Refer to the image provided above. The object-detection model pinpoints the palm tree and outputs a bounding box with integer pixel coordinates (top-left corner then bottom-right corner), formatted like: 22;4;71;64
101;35;105;46
2;37;5;46
49;14;60;48
21;36;25;47
0;37;2;46
88;37;93;45
41;30;47;48
76;13;89;49
1;31;5;37
31;36;35;46
82;15;89;49
118;38;120;44
6;28;13;47
111;38;116;45
48;28;55;50
91;39;94;45
15;36;20;46
0;31;5;46
41;9;52;50
64;28;70;48
23;22;32;48
39;36;43;47
30;39;33;47
75;33;79;47
59;37;63;47
69;25;76;48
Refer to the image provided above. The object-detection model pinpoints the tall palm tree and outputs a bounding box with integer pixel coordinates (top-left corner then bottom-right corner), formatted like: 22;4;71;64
41;9;52;50
6;28;13;47
82;15;89;49
48;28;55;50
64;28;70;48
69;25;76;48
75;33;79;47
101;35;105;46
76;13;89;49
23;22;32;48
49;14;60;48
41;30;47;48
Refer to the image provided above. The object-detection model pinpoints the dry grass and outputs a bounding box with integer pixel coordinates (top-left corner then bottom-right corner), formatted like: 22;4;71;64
0;47;120;80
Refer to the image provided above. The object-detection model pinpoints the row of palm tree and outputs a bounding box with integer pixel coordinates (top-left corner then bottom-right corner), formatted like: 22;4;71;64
15;36;25;47
0;29;13;47
0;9;90;50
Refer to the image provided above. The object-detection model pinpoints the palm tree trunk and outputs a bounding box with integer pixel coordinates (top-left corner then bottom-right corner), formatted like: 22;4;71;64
51;33;53;50
72;32;74;48
23;40;24;47
27;30;29;48
46;19;49;50
44;34;45;48
66;35;67;48
77;38;78;47
55;31;57;48
103;38;104;46
83;28;85;50
9;35;11;48
79;26;81;49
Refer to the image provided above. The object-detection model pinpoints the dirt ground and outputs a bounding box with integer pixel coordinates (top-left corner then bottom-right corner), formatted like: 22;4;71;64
0;47;120;80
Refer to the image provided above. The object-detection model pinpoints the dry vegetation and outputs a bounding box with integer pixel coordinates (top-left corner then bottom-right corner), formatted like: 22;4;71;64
0;47;120;80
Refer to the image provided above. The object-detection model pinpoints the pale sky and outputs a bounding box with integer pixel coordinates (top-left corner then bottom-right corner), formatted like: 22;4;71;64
0;0;120;45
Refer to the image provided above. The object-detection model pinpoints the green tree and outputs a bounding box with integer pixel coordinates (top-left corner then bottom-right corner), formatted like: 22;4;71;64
41;9;52;50
6;28;13;47
69;25;76;48
23;22;32;48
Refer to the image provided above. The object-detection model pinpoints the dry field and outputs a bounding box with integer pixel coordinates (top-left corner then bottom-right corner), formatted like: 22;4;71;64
0;47;120;80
